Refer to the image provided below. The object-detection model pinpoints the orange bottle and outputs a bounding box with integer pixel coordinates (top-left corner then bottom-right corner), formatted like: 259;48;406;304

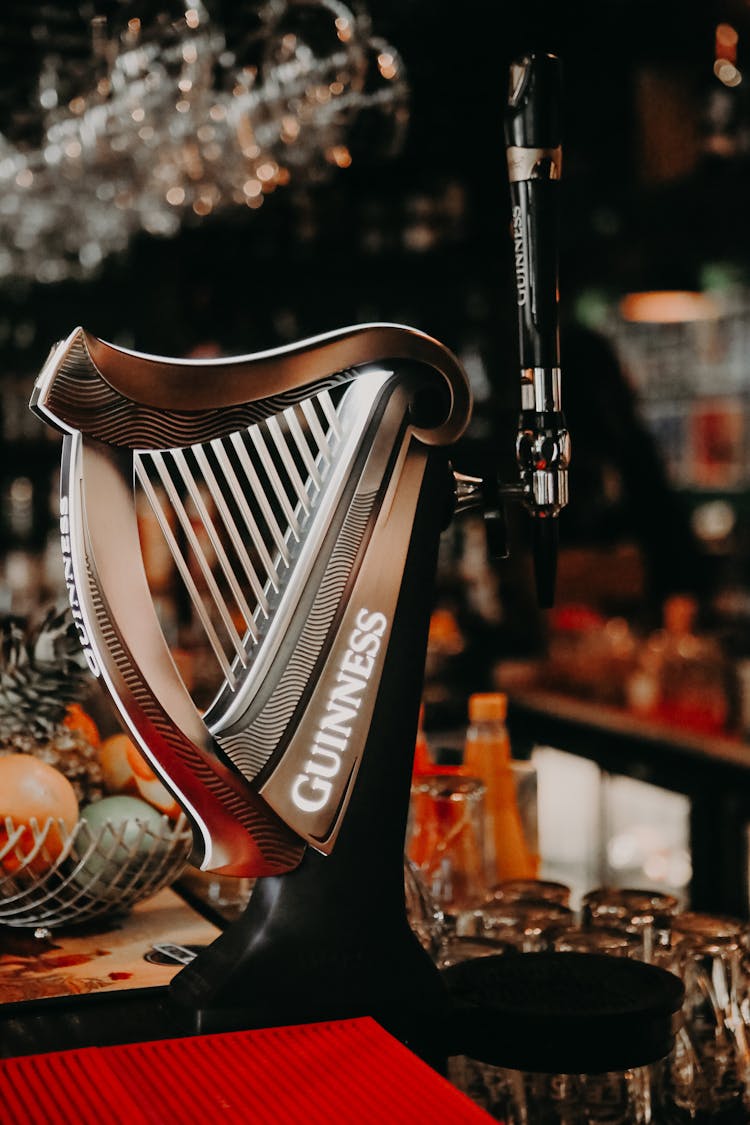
463;692;538;882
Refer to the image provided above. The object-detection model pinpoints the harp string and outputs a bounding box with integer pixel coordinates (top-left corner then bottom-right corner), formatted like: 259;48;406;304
248;424;302;538
195;441;275;607
149;450;248;664
171;447;262;631
227;431;291;571
135;389;343;701
134;457;237;686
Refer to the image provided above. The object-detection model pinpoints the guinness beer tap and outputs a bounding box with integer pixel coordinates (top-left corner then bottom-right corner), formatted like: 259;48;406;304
505;51;569;607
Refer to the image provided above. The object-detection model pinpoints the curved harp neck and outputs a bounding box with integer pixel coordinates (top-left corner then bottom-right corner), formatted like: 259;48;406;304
32;321;471;449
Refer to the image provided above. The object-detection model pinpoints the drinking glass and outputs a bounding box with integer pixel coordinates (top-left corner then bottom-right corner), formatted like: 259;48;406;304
437;934;513;970
476;898;576;952
407;774;488;920
403;854;444;960
449;1053;663;1122
665;911;750;1121
552;924;640;958
582;887;680;962
485;877;571;907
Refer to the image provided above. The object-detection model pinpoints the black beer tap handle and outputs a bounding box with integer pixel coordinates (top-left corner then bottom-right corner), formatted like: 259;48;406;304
505;51;569;608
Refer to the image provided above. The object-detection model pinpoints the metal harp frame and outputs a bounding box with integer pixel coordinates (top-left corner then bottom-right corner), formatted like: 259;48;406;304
32;323;471;878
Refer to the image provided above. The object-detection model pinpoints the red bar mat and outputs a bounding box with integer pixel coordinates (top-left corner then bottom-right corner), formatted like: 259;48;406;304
0;1047;148;1125
1;1016;493;1124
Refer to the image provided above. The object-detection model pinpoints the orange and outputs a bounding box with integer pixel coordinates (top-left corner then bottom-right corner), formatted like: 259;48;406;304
124;739;159;782
99;733;181;819
99;733;139;795
134;774;182;820
63;703;101;748
0;755;79;875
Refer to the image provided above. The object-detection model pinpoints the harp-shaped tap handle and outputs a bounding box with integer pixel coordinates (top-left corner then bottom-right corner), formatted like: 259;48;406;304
30;322;472;879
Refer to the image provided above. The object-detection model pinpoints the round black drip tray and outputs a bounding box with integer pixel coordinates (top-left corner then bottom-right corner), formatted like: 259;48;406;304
442;951;685;1075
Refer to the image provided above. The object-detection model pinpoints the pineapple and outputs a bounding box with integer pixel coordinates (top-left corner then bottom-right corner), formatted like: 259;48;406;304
0;604;104;804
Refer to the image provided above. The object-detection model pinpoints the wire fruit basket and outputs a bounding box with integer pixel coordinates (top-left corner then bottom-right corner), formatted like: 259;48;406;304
0;812;193;929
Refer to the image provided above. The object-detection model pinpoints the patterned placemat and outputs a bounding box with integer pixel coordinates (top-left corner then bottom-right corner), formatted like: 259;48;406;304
0;887;221;1004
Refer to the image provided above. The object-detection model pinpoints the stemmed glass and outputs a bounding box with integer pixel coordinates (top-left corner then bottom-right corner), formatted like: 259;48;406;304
0;0;411;284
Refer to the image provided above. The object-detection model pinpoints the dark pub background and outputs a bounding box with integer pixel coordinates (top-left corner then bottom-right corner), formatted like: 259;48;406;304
1;0;748;679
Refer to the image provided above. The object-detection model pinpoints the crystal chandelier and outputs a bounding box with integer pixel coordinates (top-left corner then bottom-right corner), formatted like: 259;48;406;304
0;0;409;285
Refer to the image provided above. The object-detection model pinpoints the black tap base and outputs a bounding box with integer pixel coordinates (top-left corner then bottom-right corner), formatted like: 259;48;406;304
168;854;452;1066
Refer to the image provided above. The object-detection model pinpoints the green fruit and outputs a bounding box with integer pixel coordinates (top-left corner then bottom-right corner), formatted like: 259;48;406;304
75;795;168;881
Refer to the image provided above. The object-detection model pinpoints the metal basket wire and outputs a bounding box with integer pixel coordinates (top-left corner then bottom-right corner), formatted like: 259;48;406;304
0;812;193;928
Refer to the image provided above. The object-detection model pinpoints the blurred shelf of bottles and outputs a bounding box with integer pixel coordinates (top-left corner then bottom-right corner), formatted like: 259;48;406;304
568;276;750;724
504;592;750;744
602;281;750;496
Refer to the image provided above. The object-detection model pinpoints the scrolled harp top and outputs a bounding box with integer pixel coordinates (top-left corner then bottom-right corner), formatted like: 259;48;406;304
31;322;472;451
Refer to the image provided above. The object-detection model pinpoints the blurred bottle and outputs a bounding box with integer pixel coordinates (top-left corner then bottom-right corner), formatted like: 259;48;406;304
627;594;731;733
422;602;467;728
463;692;539;883
546;604;638;705
412;702;434;777
737;658;750;740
